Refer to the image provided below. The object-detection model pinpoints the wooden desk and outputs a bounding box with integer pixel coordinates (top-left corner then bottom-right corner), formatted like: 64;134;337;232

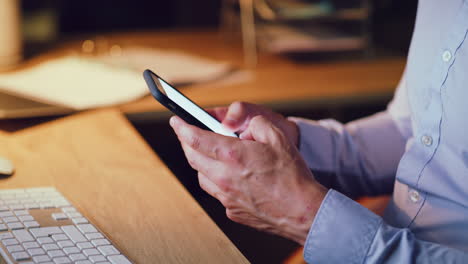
19;30;404;120
111;30;406;119
0;109;248;263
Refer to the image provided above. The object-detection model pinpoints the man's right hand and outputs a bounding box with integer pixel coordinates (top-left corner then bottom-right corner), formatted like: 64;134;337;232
209;102;299;147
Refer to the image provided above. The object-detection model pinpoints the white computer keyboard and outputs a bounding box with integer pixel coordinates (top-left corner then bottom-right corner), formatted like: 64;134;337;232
0;187;132;264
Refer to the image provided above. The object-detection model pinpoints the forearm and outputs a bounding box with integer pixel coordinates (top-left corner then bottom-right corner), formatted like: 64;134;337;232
289;111;406;198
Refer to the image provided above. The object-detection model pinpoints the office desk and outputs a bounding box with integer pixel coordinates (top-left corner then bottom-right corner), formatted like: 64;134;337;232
19;30;402;120
113;30;406;119
0;109;248;263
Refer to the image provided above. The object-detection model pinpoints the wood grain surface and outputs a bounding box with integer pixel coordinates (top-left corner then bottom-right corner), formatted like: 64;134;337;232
0;109;248;263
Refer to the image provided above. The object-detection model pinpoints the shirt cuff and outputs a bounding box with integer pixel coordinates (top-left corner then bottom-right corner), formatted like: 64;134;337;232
303;189;382;264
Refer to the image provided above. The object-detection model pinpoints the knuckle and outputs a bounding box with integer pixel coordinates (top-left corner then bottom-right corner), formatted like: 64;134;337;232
187;134;201;150
217;177;232;193
221;146;241;164
225;209;238;222
218;195;232;208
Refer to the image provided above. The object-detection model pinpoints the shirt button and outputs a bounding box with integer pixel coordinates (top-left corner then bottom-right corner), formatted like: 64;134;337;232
409;190;421;203
421;135;433;146
442;50;452;62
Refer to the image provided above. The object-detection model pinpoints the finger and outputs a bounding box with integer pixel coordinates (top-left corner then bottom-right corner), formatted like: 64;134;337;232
223;101;257;131
245;115;282;145
198;172;231;207
170;116;242;162
207;107;228;122
180;142;225;178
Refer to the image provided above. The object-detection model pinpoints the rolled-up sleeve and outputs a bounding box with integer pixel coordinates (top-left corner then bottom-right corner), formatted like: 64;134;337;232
304;189;468;264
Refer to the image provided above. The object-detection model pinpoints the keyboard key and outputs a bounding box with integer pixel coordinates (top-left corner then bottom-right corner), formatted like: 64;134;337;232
0;211;13;217
2;238;19;246
77;242;94;250
32;254;51;263
69;253;87;261
76;261;93;264
88;254;107;263
3;216;18;223
0;206;9;211
9;204;25;210
27;247;46;256
6;244;24;253
97;245;119;256
61;207;77;213
77;224;97;234
4;200;20;205
72;217;89;224
85;233;104;240
63;246;80;254
8;222;24;230
14;210;29;216
108;254;132;264
52;213;68;221
91;239;110;247
52;234;68;241
23;241;40;249
13;229;35;242
66;212;82;218
11;251;30;261
0;232;13;239
42;243;60;251
24;203;40;209
47;249;65;258
37;237;54;245
24;220;40;228
57;240;74;248
19;215;34;222
30;227;62;238
53;256;71;264
40;203;56;209
0;223;8;231
83;248;100;257
61;225;87;243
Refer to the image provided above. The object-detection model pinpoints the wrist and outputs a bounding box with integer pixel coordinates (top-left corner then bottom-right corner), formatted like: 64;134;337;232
279;182;327;245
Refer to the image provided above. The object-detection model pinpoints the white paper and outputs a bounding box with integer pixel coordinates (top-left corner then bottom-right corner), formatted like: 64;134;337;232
0;56;147;110
0;50;233;111
98;47;232;84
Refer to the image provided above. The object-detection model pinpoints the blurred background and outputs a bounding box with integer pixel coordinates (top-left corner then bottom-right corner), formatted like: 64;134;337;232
2;1;418;263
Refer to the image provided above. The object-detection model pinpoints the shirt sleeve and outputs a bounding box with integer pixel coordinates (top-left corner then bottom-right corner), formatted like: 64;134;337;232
303;189;468;264
288;71;411;198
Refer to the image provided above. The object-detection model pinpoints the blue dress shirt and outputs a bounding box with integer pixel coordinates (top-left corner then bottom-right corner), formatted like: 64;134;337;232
290;0;468;262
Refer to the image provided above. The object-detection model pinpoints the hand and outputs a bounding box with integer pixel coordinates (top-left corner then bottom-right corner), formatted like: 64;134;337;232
170;115;327;245
209;102;299;147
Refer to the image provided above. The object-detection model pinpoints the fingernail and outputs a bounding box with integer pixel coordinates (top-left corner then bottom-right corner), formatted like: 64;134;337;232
169;116;177;128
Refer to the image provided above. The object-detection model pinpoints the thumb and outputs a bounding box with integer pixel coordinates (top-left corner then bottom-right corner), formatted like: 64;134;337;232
222;102;254;131
244;116;282;145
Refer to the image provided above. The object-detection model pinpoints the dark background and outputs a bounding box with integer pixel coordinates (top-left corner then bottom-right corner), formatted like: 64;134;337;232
22;0;417;53
19;1;418;263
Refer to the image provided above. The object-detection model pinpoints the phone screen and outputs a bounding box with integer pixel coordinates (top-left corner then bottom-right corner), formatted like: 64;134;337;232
150;74;237;137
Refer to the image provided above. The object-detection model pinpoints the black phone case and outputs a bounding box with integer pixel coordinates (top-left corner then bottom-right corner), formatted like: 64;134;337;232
143;69;213;132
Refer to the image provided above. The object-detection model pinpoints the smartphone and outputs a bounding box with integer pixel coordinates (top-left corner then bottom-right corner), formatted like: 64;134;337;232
143;69;237;138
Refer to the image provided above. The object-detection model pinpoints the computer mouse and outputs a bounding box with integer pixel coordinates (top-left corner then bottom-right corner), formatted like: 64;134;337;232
0;156;14;177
